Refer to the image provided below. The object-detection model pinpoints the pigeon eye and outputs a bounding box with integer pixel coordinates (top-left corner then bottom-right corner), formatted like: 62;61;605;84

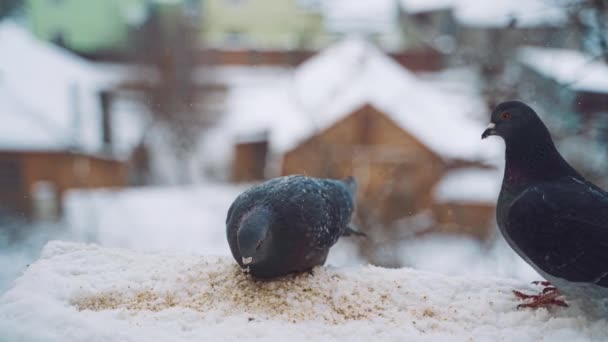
501;112;511;120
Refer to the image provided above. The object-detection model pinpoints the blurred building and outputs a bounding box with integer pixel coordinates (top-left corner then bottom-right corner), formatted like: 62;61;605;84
322;0;403;50
222;38;502;241
199;0;441;69
398;0;576;83
24;0;196;58
201;0;325;50
398;0;456;53
0;21;147;220
516;46;608;124
514;46;608;186
25;0;146;56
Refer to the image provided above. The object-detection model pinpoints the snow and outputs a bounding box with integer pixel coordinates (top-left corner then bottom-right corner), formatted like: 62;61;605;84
321;0;399;34
517;46;608;94
0;83;68;150
434;168;502;204
0;21;105;152
399;235;539;282
218;38;502;164
63;183;362;266
60;184;537;280
400;0;453;14
64;183;247;255
1;240;607;341
399;0;567;27
453;0;567;28
0;21;144;159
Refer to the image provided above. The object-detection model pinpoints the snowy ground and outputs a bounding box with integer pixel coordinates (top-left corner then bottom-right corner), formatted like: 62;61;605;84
1;241;607;341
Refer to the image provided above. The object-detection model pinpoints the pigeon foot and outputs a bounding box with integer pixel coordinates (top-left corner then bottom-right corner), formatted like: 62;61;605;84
513;283;568;309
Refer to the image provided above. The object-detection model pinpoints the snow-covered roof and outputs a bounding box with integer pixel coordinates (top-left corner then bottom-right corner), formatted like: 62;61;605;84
400;0;453;14
0;82;69;151
453;0;567;28
400;0;566;27
0;21;144;159
3;240;608;341
517;46;608;94
322;0;400;34
434;168;502;204
221;38;501;163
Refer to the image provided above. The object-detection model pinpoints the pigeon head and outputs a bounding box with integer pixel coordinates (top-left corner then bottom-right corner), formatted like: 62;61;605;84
482;101;578;183
237;206;274;267
481;101;550;143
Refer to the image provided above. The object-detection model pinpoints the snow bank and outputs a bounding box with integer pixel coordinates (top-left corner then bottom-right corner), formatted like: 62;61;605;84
1;241;607;341
64;183;248;255
433;168;502;204
63;183;364;267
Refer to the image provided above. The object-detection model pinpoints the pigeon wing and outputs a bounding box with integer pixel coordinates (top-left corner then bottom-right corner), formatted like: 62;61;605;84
506;180;608;287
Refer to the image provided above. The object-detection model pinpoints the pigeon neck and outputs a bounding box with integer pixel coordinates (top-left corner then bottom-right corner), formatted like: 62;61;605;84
503;135;575;193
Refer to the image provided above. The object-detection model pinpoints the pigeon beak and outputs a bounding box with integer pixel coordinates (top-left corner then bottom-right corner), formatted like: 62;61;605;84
482;122;497;139
242;256;253;265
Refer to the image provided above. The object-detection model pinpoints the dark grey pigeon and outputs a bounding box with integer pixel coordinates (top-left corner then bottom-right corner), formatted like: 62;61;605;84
482;100;608;312
226;175;362;279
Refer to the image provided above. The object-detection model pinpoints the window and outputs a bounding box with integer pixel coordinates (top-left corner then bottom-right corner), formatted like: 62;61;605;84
225;0;246;6
224;30;244;45
0;159;23;193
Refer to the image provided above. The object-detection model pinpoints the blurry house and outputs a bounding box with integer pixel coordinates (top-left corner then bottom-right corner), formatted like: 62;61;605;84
451;0;573;76
432;168;501;240
515;46;608;186
221;38;502;240
398;0;456;53
200;0;439;70
321;0;404;50
201;0;325;51
516;46;608;125
0;21;146;220
25;0;145;56
25;0;195;59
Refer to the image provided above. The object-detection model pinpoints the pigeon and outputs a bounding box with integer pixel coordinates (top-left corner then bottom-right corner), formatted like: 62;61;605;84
226;175;362;279
482;100;608;312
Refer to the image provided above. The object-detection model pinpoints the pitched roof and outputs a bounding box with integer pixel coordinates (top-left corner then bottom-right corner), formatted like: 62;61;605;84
517;46;608;94
221;38;501;164
0;21;145;158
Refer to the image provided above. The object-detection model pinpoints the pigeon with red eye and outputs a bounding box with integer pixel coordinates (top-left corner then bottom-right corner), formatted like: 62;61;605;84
226;175;363;279
482;100;608;313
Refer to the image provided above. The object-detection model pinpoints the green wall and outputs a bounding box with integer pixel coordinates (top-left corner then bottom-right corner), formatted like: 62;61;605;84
25;0;148;53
